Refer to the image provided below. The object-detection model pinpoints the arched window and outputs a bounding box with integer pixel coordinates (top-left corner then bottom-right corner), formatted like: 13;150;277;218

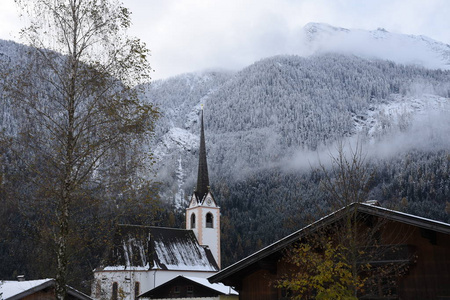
134;282;140;300
112;282;118;300
206;212;213;228
191;213;196;228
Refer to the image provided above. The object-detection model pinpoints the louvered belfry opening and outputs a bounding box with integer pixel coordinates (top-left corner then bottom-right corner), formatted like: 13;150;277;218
196;108;209;202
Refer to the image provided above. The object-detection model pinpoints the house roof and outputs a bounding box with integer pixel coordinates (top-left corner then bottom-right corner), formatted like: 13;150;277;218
101;225;219;272
139;275;237;298
209;202;450;284
0;279;93;300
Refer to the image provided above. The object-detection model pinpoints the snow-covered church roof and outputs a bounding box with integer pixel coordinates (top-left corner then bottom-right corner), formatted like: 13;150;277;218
100;224;219;272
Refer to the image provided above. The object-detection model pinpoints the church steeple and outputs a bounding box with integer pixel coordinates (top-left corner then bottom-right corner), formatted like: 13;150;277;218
195;106;209;202
186;105;221;268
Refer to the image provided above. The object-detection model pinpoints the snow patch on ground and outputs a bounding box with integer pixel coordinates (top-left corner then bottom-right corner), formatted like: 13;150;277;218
353;93;450;137
153;127;199;160
153;126;199;209
174;156;186;210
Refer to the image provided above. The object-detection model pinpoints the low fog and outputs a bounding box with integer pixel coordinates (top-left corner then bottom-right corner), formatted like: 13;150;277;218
285;106;450;173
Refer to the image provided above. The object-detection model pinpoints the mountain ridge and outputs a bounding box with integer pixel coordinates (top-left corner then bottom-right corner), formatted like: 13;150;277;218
300;22;450;70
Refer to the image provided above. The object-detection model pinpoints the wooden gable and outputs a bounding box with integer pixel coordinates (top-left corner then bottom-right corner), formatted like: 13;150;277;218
209;203;450;300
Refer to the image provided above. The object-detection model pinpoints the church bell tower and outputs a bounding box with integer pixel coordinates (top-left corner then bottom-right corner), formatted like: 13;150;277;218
186;106;221;268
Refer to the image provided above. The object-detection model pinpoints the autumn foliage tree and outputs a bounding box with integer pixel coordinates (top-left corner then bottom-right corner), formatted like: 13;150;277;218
277;143;410;299
277;238;361;300
3;0;159;299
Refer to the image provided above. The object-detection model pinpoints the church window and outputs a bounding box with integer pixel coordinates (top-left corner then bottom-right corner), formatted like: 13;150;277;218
206;213;213;228
95;280;102;298
112;282;118;300
134;282;140;300
191;213;196;228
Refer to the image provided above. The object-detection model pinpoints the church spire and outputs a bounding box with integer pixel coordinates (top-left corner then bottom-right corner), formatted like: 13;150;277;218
196;105;209;202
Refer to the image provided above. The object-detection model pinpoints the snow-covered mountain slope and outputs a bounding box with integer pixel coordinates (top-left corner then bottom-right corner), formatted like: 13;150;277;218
300;23;450;70
0;39;27;62
354;94;450;138
2;23;450;209
147;71;233;208
154;127;199;160
147;53;449;209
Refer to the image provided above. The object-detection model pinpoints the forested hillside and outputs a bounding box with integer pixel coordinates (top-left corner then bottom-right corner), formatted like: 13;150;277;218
1;26;450;287
147;54;450;267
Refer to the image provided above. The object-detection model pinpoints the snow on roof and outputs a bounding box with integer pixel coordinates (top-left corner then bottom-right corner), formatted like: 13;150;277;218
0;279;93;300
101;225;219;272
0;279;53;299
103;265;150;271
210;201;450;283
139;275;237;298
151;228;218;271
182;276;238;295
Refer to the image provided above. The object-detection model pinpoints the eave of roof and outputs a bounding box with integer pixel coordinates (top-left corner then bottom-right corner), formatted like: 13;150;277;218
209;202;450;284
2;279;54;300
67;285;94;300
139;275;237;298
1;279;93;300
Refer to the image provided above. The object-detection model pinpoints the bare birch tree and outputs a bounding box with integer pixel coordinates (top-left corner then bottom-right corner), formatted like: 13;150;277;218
3;0;158;298
320;141;372;210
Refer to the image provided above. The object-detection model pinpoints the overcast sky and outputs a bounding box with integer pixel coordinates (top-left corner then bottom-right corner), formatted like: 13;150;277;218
1;0;449;80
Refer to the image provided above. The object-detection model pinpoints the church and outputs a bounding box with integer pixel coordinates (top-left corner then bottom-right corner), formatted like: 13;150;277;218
91;108;225;300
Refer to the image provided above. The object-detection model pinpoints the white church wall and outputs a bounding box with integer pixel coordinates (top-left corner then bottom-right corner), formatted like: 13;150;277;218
200;208;221;268
92;269;217;300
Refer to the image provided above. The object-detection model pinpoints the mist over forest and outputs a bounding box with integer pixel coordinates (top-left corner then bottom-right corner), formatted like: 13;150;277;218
1;22;450;286
147;52;450;266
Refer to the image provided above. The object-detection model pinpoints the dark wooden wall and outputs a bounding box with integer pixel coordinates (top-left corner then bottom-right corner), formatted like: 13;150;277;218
239;269;278;300
382;222;450;300
236;219;450;300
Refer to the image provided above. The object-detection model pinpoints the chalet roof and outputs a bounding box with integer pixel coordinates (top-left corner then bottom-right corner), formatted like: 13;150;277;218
0;278;93;300
209;202;450;284
139;275;237;298
102;224;219;272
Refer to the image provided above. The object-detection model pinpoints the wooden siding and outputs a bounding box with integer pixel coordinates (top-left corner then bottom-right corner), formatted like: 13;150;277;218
385;222;450;300
20;288;88;300
239;270;278;300
236;218;450;300
21;289;54;300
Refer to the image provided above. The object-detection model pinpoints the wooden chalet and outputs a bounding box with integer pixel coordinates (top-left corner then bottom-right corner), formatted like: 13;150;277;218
0;278;93;300
209;202;450;300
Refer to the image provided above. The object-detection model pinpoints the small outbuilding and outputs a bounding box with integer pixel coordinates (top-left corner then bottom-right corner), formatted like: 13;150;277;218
139;275;238;299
